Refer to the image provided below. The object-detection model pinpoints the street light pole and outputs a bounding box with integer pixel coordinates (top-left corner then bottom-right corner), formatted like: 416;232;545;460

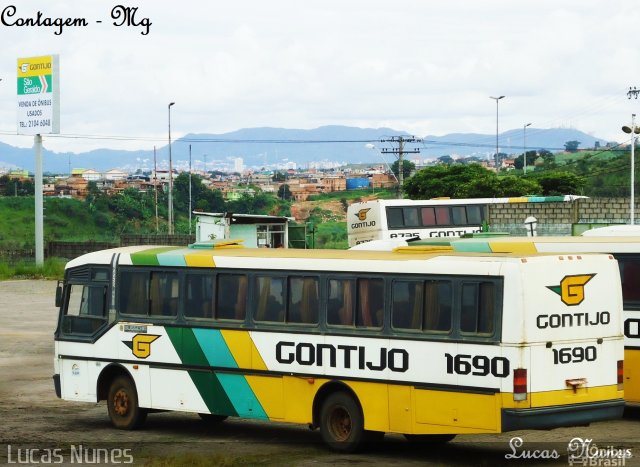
168;102;175;235
523;122;532;174
623;114;638;224
489;96;505;170
189;144;192;236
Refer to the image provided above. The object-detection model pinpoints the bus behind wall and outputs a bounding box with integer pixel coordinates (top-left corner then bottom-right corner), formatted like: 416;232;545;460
347;195;587;247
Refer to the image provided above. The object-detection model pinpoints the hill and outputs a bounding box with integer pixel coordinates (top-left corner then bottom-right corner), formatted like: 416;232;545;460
0;125;610;173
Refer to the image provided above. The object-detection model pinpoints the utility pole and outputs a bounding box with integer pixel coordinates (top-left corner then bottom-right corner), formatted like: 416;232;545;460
380;136;421;199
628;87;640;100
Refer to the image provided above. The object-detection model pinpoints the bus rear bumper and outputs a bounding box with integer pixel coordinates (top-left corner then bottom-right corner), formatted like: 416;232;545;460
501;399;624;432
53;374;61;398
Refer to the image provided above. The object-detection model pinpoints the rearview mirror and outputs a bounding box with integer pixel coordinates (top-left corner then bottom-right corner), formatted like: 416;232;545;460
55;281;63;308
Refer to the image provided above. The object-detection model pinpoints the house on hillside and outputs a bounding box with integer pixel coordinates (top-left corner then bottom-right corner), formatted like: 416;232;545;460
195;212;293;248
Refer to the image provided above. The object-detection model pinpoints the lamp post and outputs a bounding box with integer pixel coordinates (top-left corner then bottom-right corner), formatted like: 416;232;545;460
523;122;532;174
623;114;640;224
168;102;175;234
489;95;505;170
188;144;192;236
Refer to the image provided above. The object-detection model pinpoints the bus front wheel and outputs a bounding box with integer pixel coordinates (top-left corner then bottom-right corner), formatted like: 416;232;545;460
320;392;366;453
107;376;147;430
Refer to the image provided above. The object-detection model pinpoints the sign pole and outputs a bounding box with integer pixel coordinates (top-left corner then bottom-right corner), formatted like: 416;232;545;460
34;134;44;265
17;54;59;266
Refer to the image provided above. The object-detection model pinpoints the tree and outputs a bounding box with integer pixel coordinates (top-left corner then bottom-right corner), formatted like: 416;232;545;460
513;151;538;170
564;140;581;153
277;184;293;201
390;159;416;180
536;172;585;195
404;163;542;199
404;164;491;199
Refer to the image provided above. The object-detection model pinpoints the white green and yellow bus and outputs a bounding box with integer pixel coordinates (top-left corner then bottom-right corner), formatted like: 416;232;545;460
406;233;640;407
54;242;624;452
346;195;587;247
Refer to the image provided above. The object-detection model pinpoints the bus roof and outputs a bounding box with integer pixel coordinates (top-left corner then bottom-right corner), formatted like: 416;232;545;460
349;195;587;207
64;244;609;271
409;235;640;254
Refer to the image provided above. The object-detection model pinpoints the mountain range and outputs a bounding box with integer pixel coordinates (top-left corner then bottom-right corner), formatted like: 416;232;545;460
0;125;611;174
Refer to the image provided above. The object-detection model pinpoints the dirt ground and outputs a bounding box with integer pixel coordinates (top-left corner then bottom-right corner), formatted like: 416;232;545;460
1;280;640;466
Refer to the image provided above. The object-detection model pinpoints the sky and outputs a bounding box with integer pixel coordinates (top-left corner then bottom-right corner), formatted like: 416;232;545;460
0;0;639;154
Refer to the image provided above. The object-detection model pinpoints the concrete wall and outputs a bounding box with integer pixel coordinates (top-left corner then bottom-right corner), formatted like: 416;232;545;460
488;197;634;236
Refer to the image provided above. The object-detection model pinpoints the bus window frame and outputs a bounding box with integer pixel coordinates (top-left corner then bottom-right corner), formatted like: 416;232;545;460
117;267;180;321
385;205;487;230
58;266;111;339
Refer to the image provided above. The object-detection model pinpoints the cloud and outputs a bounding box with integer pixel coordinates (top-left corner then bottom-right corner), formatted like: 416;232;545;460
0;0;637;153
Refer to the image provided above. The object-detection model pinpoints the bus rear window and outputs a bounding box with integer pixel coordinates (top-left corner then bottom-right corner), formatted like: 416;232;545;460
467;206;483;225
619;257;640;310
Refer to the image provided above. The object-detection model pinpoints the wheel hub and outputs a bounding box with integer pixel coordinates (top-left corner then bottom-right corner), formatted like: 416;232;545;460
113;389;129;416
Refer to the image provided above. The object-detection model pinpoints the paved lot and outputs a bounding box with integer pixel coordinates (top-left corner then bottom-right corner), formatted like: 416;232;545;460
1;280;640;466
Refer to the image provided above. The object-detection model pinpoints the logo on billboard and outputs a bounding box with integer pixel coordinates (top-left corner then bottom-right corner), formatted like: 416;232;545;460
123;334;160;359
547;274;595;306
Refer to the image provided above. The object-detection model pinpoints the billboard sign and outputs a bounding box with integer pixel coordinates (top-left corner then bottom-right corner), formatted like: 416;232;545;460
17;55;60;135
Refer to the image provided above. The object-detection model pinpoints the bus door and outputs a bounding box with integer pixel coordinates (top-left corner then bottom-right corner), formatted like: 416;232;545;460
56;267;110;400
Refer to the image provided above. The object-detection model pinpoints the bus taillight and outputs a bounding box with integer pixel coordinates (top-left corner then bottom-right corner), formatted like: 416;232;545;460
513;368;527;401
618;360;624;391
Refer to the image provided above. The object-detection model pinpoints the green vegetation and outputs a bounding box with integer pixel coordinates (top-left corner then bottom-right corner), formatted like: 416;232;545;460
2;147;635;253
0;258;65;280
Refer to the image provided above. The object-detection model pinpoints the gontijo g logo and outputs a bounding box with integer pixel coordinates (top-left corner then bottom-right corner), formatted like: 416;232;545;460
351;208;376;229
356;208;371;221
123;334;160;359
547;274;595;306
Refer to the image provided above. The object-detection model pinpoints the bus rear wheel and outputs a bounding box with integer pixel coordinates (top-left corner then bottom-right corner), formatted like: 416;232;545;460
107;376;146;430
320;392;368;453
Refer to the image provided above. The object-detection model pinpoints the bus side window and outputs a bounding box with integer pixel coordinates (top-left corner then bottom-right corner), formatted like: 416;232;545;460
460;282;495;335
435;207;451;226
254;276;285;323
466;205;483;225
356;278;384;328
403;208;420;227
451;206;467;225
216;274;247;320
387;208;404;228
421;207;436;226
327;279;355;326
149;272;179;317
392;280;422;330
288;276;319;324
119;271;149;315
424;280;452;332
185;273;214;319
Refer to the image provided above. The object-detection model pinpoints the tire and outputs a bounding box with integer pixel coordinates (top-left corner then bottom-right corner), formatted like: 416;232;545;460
404;434;456;444
107;375;147;430
320;392;367;453
198;413;228;424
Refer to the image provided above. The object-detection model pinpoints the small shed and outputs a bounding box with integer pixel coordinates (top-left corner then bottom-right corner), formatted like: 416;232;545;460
195;212;293;248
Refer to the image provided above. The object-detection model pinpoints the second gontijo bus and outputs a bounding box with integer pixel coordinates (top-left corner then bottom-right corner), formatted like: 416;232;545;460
415;234;640;407
54;243;624;452
347;195;586;247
